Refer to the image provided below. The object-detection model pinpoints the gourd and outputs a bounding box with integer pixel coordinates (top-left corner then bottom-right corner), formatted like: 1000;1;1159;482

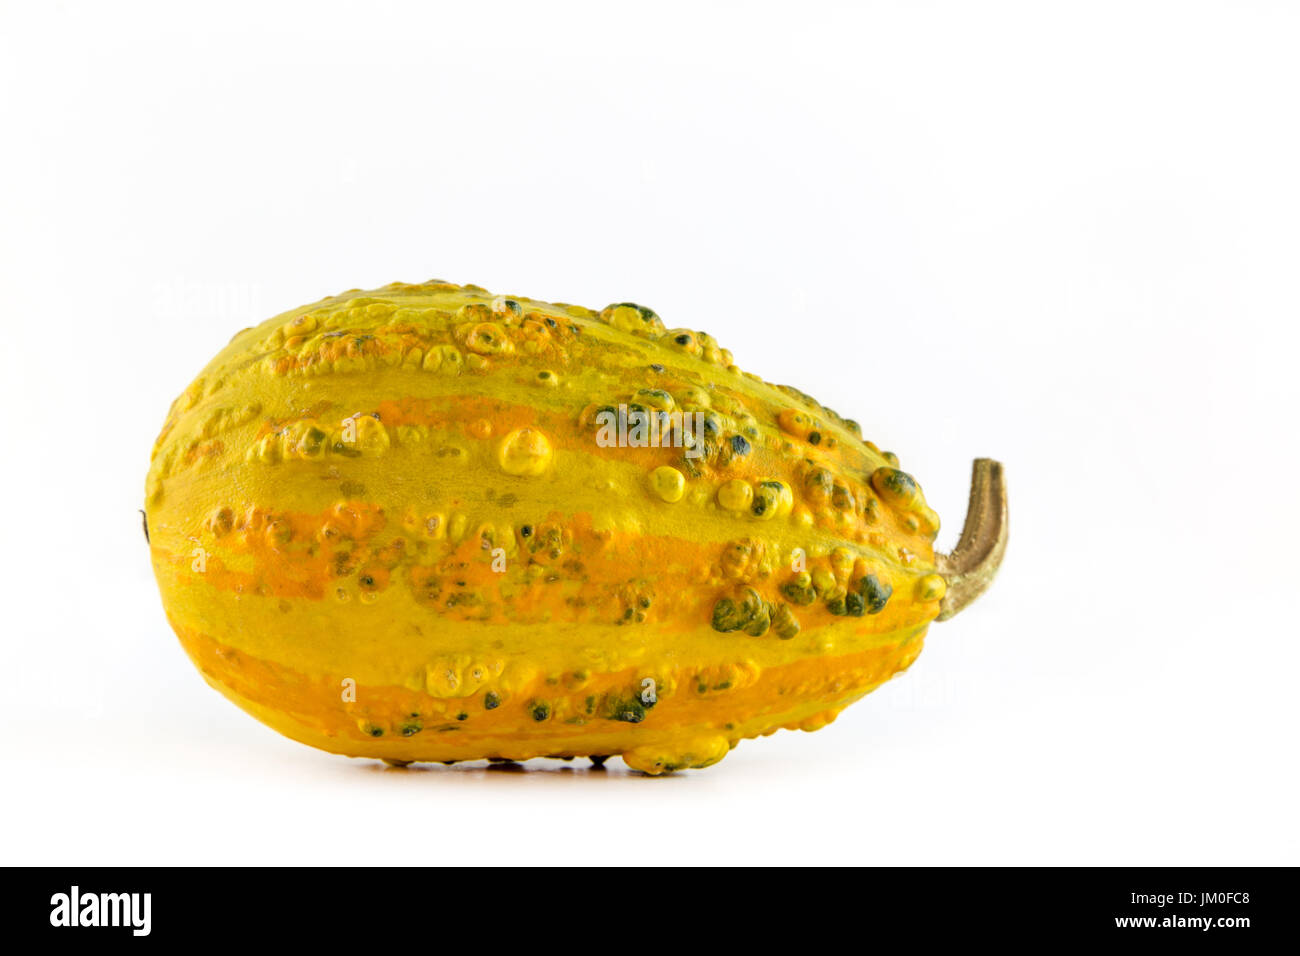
144;280;1007;773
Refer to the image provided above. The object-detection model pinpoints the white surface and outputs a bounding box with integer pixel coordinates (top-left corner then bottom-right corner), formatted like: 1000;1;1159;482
2;1;1297;866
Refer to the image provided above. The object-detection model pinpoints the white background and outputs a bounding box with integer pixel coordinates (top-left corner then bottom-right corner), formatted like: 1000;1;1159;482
2;1;1296;866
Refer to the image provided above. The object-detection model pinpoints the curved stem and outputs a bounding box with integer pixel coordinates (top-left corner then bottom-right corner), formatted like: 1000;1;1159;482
936;458;1007;621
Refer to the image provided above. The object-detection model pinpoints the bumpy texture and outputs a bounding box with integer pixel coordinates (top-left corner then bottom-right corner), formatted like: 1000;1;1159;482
146;280;948;773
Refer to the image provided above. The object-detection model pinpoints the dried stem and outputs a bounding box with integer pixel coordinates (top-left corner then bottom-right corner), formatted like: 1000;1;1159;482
936;459;1007;621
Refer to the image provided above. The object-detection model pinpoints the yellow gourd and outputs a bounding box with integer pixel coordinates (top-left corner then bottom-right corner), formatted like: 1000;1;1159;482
144;281;1007;773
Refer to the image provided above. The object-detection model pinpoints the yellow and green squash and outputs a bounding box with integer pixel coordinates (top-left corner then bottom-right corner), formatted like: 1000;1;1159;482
144;280;1007;773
